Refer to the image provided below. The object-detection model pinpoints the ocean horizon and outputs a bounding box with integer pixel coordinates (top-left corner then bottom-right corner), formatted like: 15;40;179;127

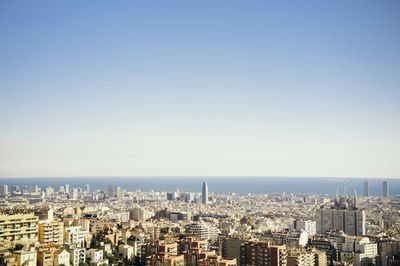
0;176;399;196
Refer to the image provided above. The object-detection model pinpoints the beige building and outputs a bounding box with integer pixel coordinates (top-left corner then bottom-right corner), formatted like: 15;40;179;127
37;249;53;266
314;250;327;266
15;250;37;266
146;254;185;266
198;254;237;266
287;249;316;266
38;221;63;245
0;250;17;266
0;213;39;248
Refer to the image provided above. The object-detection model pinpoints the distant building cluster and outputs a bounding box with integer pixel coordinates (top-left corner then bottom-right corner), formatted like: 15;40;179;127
0;179;398;266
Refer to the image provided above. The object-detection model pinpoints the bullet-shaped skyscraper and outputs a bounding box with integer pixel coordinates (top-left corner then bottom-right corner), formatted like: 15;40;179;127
202;181;209;204
383;181;389;198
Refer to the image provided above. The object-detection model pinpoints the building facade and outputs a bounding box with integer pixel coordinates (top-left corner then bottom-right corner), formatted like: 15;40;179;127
0;213;39;248
202;181;209;204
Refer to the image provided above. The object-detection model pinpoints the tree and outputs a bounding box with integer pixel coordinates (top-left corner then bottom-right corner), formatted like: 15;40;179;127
14;244;24;251
90;235;101;249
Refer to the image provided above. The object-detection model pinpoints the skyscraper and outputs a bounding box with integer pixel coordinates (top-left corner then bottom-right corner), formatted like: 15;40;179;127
108;184;114;198
354;190;358;209
343;180;347;197
0;185;8;195
65;184;70;194
363;180;369;197
202;181;209;204
383;181;389;198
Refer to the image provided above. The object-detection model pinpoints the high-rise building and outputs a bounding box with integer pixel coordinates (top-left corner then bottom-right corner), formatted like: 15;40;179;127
45;187;54;197
343;180;347;197
363;180;369;197
72;188;79;200
354;189;358;209
65;184;70;194
108;184;114;198
316;194;365;236
0;185;8;195
115;186;122;198
383;181;389;198
30;185;39;193
85;184;90;194
202;181;209;204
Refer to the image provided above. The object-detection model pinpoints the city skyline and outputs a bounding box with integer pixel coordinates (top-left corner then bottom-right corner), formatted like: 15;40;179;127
0;1;399;265
1;1;400;178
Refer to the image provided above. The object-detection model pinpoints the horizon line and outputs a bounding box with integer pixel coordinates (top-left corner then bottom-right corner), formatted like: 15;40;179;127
0;175;397;179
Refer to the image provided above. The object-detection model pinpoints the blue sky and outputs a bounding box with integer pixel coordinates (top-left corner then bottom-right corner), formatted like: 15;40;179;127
0;0;399;178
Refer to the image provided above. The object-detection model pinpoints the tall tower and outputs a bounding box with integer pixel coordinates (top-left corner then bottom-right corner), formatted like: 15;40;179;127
383;181;389;198
108;184;114;198
202;181;209;204
363;180;369;197
343;180;347;197
354;189;358;209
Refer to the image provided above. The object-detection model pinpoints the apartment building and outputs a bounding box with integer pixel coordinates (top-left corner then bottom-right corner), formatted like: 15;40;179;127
240;241;287;266
14;250;37;266
67;245;86;266
38;221;63;245
64;226;88;247
0;213;39;248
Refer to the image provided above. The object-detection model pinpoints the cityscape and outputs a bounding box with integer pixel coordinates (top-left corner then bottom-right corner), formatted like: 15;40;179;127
1;0;400;266
0;179;398;265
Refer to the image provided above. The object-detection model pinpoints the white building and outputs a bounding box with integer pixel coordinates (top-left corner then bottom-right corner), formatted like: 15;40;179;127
15;250;37;266
119;244;135;260
87;249;104;263
341;236;378;266
54;249;70;266
67;245;86;266
129;208;152;221
295;220;316;236
189;222;209;240
64;226;88;247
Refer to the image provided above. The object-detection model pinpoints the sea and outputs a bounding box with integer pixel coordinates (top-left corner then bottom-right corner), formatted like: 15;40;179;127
0;177;399;196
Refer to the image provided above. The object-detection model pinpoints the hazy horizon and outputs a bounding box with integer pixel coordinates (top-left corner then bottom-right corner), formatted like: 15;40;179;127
0;175;397;180
1;1;399;178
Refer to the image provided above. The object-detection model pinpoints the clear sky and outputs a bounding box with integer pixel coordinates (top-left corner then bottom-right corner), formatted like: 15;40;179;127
0;0;399;178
